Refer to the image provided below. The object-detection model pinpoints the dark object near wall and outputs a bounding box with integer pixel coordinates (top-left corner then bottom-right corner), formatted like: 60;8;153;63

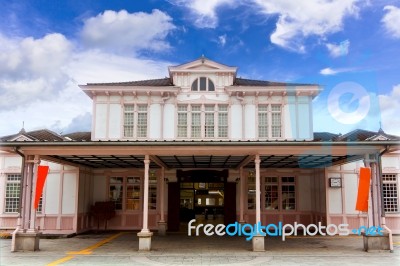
90;201;116;231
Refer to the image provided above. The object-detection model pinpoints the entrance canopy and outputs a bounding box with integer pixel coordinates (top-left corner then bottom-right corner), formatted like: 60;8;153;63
1;140;399;169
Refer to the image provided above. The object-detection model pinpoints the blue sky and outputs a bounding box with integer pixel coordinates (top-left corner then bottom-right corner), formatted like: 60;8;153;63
1;0;399;136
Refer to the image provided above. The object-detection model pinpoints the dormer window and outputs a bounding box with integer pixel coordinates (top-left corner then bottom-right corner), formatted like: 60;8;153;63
191;77;215;91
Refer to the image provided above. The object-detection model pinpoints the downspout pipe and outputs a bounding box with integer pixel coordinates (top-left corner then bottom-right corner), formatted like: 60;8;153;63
11;147;25;252
377;145;393;252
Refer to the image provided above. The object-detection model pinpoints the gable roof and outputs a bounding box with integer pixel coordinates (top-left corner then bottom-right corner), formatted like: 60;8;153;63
336;129;400;141
0;129;65;142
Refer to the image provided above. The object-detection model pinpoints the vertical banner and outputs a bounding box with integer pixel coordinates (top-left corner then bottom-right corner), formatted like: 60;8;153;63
355;167;371;212
34;165;49;209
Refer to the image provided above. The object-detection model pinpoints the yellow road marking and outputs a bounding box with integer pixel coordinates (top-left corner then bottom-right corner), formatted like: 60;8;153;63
47;232;126;266
47;256;74;266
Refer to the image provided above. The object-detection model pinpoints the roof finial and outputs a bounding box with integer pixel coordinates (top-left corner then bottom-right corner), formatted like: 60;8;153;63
19;121;26;134
378;121;384;134
201;54;205;63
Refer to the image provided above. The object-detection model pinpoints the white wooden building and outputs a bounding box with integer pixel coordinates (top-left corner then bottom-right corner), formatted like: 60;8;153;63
0;57;399;251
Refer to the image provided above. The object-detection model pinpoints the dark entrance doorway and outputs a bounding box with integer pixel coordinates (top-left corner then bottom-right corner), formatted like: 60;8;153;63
168;170;236;232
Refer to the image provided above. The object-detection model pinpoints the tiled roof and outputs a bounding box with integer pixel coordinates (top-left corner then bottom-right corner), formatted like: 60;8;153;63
86;78;174;86
63;132;91;141
336;129;400;141
1;129;398;143
313;132;340;141
0;129;65;142
85;77;316;87
233;78;315;87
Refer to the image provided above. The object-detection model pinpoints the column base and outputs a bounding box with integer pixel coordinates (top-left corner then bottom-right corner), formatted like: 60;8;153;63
363;233;391;252
137;231;153;251
252;235;265;252
158;221;167;236
12;231;41;252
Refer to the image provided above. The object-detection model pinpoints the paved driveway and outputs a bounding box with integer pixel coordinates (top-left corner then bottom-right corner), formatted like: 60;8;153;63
0;232;399;265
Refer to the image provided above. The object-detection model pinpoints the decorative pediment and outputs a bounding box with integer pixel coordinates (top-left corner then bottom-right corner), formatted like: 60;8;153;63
367;134;389;141
169;57;237;74
9;134;34;142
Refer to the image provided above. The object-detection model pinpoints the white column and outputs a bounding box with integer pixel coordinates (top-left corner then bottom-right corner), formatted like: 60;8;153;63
255;155;261;224
239;167;245;223
138;155;153;251
142;155;150;233
252;154;264;251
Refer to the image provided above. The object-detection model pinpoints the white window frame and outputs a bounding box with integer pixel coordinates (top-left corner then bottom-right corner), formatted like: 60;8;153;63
123;104;148;139
382;173;399;213
177;104;229;139
191;77;215;92
4;174;21;213
257;104;282;139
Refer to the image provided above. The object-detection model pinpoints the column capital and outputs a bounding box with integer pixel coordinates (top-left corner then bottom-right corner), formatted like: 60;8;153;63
144;159;150;165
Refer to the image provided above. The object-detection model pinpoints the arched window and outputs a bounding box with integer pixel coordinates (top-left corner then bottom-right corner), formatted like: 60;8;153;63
191;77;215;91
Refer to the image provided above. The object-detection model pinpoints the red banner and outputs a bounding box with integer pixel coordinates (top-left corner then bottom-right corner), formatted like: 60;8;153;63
355;167;371;212
34;165;49;209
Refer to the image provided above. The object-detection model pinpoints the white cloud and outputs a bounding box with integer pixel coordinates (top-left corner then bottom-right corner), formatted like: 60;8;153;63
253;0;361;52
0;10;176;136
218;34;227;46
382;5;400;38
326;40;350;57
319;67;356;75
169;0;235;28
81;9;176;52
379;84;400;135
0;33;72;109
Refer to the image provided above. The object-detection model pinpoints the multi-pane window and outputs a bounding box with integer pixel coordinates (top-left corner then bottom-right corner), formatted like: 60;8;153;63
383;174;398;213
137;105;147;138
149;173;157;210
205;105;215;138
123;105;134;137
218;105;228;138
191;105;201;138
5;174;21;213
109;176;144;211
264;176;295;211
177;104;229;139
177;105;188;138
126;177;141;211
191;77;215;91
109;177;123;210
257;104;282;139
265;177;278;210
37;196;43;213
123;104;148;138
271;105;282;138
258;105;268;138
281;177;295;210
247;172;256;209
